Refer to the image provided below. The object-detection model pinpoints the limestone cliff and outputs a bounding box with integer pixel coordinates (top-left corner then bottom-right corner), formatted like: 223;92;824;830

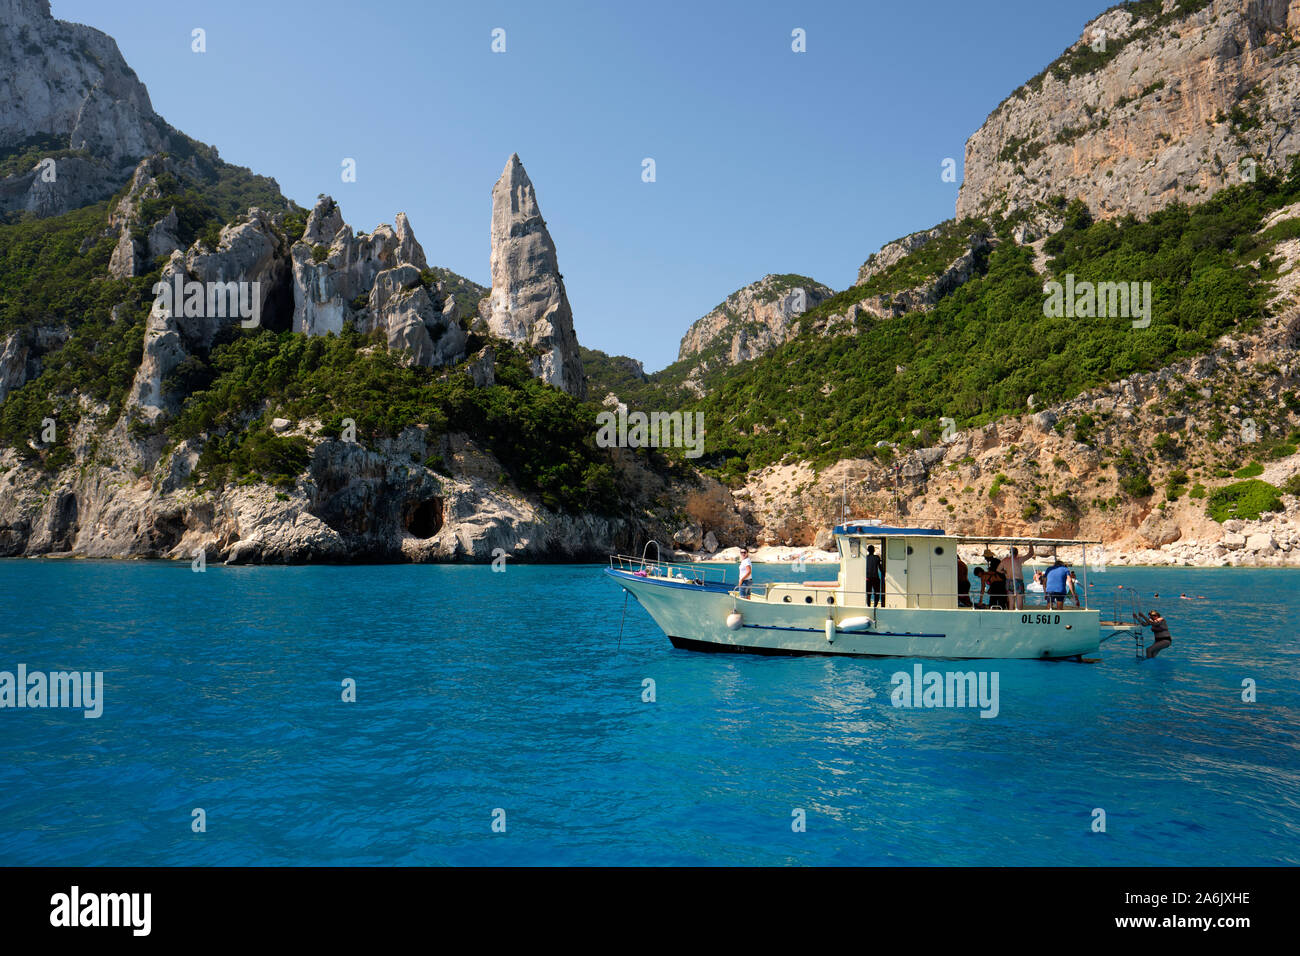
0;421;679;564
957;0;1300;224
675;274;832;389
0;0;172;218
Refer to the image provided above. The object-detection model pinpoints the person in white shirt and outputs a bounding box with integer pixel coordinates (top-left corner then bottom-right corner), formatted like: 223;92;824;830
738;548;753;598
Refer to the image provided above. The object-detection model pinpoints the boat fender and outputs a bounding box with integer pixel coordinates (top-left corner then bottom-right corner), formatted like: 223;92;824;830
825;618;835;643
837;616;873;632
726;611;743;630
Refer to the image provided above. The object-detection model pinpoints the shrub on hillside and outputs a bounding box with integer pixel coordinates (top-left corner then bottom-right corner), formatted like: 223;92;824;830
1206;479;1282;522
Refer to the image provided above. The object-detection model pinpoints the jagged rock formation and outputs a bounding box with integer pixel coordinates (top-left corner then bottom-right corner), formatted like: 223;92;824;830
288;196;464;366
0;12;678;566
957;0;1300;224
123;191;472;422
104;156;185;279
677;274;832;368
107;228;140;279
146;207;182;259
129;209;291;419
0;0;172;218
0;325;68;405
857;228;945;286
0;333;24;404
360;264;467;368
478;154;586;399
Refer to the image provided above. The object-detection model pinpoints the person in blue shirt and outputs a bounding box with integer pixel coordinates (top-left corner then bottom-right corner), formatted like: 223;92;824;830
1044;559;1071;610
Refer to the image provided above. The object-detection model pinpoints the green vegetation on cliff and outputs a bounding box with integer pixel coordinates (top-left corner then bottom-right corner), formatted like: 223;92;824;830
0;133;91;182
679;160;1299;480
583;347;702;412
171;330;623;514
419;267;488;321
0;149;301;468
846;219;989;304
1207;479;1284;522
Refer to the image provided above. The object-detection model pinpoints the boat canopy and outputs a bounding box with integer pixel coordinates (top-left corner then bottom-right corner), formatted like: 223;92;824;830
944;534;1102;546
832;526;1100;546
833;524;945;536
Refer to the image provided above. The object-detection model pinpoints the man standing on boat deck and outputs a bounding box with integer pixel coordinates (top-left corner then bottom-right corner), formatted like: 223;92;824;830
866;544;883;607
1044;559;1070;610
1004;544;1035;609
738;548;753;598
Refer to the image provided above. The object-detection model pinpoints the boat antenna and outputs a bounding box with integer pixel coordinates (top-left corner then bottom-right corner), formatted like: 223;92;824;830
891;460;901;519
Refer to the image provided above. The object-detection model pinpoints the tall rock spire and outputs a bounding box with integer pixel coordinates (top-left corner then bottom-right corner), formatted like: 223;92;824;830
480;154;586;399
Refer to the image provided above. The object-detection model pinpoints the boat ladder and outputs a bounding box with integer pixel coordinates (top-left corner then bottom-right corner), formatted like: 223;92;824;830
1111;589;1145;659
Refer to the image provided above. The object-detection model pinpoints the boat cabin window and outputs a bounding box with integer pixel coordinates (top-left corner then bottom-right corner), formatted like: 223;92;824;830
849;539;860;558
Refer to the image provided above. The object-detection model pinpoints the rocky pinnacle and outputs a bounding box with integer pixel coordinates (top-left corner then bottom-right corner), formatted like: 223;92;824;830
480;154;586;399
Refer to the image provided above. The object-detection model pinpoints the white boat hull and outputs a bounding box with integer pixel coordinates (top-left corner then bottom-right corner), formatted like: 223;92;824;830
607;569;1113;660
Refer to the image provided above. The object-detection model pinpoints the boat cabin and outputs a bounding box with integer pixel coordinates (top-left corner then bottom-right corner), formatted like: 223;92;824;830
835;523;955;608
825;523;1099;610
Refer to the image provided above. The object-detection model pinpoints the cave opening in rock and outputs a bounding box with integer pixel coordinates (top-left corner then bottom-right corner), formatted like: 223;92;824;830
406;498;443;539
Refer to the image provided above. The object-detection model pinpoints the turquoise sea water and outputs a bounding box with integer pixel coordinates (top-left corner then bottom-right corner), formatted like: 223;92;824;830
0;560;1296;866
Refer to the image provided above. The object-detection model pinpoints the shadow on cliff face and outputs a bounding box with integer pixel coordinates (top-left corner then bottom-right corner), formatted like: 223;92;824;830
145;507;187;558
0;519;31;557
258;262;295;334
44;490;78;552
404;498;443;539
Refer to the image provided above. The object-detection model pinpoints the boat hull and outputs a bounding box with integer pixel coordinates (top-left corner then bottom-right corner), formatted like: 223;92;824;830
606;568;1106;660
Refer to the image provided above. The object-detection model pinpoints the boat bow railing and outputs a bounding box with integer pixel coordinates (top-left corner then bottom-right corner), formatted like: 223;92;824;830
609;553;731;587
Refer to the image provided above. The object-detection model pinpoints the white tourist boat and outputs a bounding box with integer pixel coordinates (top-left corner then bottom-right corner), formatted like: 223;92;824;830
606;522;1146;660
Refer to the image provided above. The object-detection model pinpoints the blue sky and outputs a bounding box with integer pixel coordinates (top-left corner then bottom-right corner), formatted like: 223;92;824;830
53;0;1111;371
